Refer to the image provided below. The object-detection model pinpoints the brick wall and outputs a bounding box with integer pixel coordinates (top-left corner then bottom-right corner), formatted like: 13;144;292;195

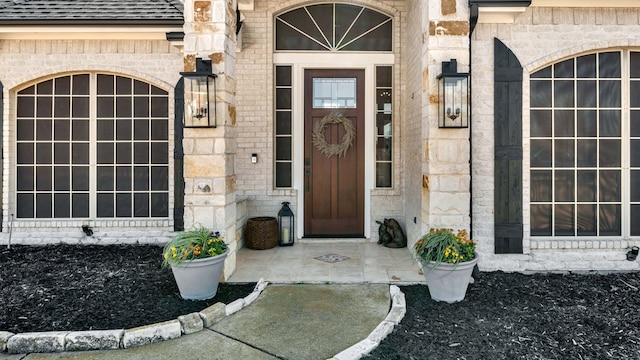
472;7;640;271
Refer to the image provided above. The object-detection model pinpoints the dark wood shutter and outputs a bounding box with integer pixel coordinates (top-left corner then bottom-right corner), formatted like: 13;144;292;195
173;79;184;231
494;38;523;254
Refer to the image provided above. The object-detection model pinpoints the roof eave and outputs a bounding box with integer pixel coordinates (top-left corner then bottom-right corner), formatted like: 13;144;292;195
0;25;185;40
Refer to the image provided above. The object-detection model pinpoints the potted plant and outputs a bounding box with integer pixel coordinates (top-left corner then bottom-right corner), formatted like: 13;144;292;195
414;228;477;303
162;226;228;300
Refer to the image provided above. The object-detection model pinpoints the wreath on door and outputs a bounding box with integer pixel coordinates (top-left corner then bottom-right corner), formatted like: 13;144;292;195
312;111;356;158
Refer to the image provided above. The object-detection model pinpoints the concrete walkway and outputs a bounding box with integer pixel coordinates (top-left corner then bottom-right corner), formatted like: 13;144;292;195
2;284;400;360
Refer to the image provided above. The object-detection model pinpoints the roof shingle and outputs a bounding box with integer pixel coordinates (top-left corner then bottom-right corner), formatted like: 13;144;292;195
0;0;184;24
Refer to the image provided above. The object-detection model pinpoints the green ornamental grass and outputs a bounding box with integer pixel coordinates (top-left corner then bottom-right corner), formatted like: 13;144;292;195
414;228;476;269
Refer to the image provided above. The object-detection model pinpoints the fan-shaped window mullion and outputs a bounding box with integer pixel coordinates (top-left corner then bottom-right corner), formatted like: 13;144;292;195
305;7;332;49
333;4;362;48
307;4;335;49
336;7;365;50
277;9;329;50
338;18;392;51
339;8;389;46
275;3;392;52
276;19;329;51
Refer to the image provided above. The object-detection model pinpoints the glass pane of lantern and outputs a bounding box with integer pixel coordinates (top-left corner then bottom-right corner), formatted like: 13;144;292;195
184;77;211;127
207;76;215;123
441;76;468;128
280;217;292;244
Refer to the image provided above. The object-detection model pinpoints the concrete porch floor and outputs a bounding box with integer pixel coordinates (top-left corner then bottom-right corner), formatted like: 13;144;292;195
227;240;426;284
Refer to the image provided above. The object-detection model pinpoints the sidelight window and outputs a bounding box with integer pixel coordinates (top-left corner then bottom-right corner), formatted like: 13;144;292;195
375;66;392;188
275;66;293;188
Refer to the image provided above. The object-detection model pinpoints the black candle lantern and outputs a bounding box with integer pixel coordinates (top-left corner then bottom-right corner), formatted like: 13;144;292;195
180;58;217;128
437;59;469;128
278;201;294;246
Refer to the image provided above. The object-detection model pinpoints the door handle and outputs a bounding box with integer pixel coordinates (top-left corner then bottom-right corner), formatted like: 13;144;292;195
304;168;311;192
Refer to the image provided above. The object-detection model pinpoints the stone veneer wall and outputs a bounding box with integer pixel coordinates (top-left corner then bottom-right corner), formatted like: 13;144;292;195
422;0;471;232
235;0;407;241
404;0;473;249
0;39;182;245
472;7;640;271
182;0;240;279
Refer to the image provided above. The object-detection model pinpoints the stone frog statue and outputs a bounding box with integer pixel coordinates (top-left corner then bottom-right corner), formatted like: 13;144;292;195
376;218;407;248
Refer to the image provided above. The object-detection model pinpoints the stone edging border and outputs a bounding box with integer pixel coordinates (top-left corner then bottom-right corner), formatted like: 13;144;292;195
0;279;269;354
329;285;406;360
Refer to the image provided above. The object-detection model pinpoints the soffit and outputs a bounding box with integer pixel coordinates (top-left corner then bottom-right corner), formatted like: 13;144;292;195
477;7;528;23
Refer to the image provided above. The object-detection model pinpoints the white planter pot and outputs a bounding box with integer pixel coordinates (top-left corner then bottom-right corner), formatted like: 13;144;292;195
422;255;478;303
170;251;228;300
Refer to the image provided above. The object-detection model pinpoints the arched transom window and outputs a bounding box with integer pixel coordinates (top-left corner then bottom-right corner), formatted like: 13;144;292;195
275;3;392;51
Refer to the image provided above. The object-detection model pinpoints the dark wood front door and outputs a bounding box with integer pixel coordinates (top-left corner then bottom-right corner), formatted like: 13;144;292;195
304;69;364;237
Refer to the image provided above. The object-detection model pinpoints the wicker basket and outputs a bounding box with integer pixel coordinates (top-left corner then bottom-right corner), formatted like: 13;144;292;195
244;217;279;250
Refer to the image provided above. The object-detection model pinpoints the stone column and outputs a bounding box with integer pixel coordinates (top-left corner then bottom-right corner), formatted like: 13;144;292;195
182;0;238;279
422;0;471;231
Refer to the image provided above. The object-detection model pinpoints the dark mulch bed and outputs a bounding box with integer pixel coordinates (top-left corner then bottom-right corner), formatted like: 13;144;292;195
3;244;640;359
367;271;640;360
0;245;255;333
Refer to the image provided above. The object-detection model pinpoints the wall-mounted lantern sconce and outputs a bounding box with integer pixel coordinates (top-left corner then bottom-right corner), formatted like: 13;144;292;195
437;59;469;128
180;58;217;128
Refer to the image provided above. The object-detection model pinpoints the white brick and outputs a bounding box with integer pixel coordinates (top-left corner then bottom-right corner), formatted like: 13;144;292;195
254;278;269;293
367;321;395;344
225;298;245;316
0;331;14;352
178;313;204;335
332;339;378;360
122;320;181;348
199;303;227;328
7;332;67;354
384;306;406;325
243;289;261;306
65;330;123;351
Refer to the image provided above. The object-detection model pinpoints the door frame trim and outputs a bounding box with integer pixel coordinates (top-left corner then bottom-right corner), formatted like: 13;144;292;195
274;53;395;240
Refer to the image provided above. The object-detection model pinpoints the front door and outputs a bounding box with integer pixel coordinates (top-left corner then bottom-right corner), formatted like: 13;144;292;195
304;69;364;237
